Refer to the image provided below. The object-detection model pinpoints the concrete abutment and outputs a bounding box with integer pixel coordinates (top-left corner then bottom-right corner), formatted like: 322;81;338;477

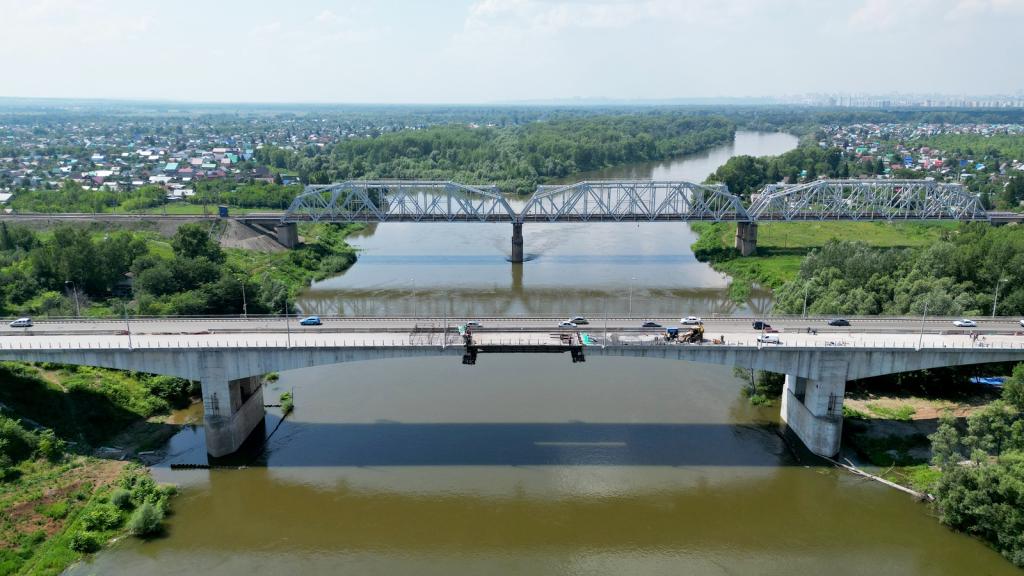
275;222;299;249
734;221;758;256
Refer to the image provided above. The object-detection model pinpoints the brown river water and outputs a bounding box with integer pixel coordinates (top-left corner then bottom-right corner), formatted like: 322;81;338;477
65;132;1022;575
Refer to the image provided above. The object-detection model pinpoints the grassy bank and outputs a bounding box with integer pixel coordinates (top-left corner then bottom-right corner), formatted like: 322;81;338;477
0;363;187;575
691;220;955;293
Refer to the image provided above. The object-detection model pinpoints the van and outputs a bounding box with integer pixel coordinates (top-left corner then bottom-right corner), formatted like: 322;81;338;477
9;317;33;328
756;334;780;344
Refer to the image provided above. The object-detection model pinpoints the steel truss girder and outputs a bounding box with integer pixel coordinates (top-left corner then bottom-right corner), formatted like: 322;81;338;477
748;179;989;222
283;181;517;223
519;180;751;223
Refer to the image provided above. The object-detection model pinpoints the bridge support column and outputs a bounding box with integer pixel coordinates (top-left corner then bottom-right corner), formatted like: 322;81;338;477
780;361;846;457
275;222;298;249
734;222;758;256
200;354;265;457
511;222;524;263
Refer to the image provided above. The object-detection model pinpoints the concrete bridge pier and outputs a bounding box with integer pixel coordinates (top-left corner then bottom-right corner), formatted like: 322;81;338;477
200;354;265;457
511;222;524;263
734;222;758;256
780;360;847;457
276;222;299;249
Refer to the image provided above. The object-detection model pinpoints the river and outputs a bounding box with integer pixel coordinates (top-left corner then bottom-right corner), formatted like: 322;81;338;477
66;131;1022;575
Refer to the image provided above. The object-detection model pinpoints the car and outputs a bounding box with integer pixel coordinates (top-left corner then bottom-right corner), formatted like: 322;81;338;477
558;321;578;328
756;334;780;344
569;316;589;325
641;321;662;328
680;316;702;325
465;321;483;328
752;320;771;330
8;317;32;328
953;319;977;328
1019;319;1024;328
827;318;850;327
299;316;322;326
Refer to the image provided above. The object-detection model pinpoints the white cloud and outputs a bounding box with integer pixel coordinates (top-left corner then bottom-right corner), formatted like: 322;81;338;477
250;21;282;38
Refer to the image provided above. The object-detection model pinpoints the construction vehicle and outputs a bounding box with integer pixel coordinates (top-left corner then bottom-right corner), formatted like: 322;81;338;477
666;324;703;343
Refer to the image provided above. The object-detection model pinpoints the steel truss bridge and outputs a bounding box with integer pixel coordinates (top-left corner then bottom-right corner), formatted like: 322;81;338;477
282;179;991;261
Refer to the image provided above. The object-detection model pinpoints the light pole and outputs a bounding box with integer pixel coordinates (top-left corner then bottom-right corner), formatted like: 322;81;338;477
65;280;80;317
992;277;1008;318
123;301;133;350
802;282;810;319
284;294;291;349
628;276;636;317
918;301;928;350
410;278;417;318
237;276;248;319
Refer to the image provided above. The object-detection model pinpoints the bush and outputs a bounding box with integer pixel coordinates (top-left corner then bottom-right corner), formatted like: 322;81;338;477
110;488;133;510
81;504;121;531
127;502;164;537
68;530;101;553
144;376;194;409
280;392;293;415
36;429;65;461
37;501;69;520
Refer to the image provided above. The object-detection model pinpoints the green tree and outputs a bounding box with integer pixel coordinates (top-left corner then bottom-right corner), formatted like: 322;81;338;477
170;223;224;263
1005;364;1024;411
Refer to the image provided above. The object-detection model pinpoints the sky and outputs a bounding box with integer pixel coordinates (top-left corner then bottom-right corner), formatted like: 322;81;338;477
0;0;1021;104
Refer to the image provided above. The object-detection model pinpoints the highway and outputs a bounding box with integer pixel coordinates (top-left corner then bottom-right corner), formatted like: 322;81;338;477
2;316;1023;336
1;316;1023;353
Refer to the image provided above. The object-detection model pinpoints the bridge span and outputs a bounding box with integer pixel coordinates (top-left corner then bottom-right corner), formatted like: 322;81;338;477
2;179;1012;258
2;316;1023;458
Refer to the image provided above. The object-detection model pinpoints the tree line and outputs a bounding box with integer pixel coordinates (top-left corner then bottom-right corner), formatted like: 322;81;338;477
256;113;736;194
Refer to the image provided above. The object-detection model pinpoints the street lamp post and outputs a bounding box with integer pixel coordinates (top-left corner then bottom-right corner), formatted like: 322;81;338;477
992;277;1008;318
410;278;417;318
65;280;80;317
918;301;928;350
238;277;248;319
285;295;291;349
628;276;636;317
123;301;133;350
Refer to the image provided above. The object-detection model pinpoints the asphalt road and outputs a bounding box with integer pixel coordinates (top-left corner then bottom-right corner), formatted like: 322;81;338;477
2;315;1023;337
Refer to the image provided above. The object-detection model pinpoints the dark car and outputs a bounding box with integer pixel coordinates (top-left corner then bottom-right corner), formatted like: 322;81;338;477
641;321;662;328
752;320;771;330
827;319;850;327
569;316;590;325
299;316;322;326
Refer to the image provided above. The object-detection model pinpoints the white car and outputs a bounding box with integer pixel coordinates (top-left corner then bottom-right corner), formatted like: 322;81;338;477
680;316;702;325
558;321;577;328
953;319;977;328
1019;319;1024;328
756;334;780;344
9;317;33;328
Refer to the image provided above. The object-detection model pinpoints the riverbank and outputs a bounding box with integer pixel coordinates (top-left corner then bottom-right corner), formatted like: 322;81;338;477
0;363;186;575
690;220;955;295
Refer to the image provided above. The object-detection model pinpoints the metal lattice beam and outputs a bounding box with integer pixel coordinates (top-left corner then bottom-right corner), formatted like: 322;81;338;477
748;179;989;222
519;181;751;223
283;181;517;223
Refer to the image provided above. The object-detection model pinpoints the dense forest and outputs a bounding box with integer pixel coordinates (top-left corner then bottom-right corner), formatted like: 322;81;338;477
257;113;736;193
0;222;356;317
771;225;1024;317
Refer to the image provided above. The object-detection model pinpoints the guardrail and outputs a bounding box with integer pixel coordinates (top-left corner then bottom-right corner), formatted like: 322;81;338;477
1;336;1023;352
4;314;1023;324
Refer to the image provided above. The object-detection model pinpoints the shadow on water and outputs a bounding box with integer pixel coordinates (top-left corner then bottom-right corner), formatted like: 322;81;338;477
182;418;809;469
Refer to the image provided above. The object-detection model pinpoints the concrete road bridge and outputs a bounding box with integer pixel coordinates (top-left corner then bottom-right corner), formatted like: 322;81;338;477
4;179;1018;258
2;315;1023;459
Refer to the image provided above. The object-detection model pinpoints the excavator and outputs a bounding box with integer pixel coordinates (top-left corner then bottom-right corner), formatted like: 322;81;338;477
666;324;704;343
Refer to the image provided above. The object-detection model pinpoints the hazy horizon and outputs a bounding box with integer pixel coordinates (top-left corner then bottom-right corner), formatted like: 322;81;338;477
1;0;1021;104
